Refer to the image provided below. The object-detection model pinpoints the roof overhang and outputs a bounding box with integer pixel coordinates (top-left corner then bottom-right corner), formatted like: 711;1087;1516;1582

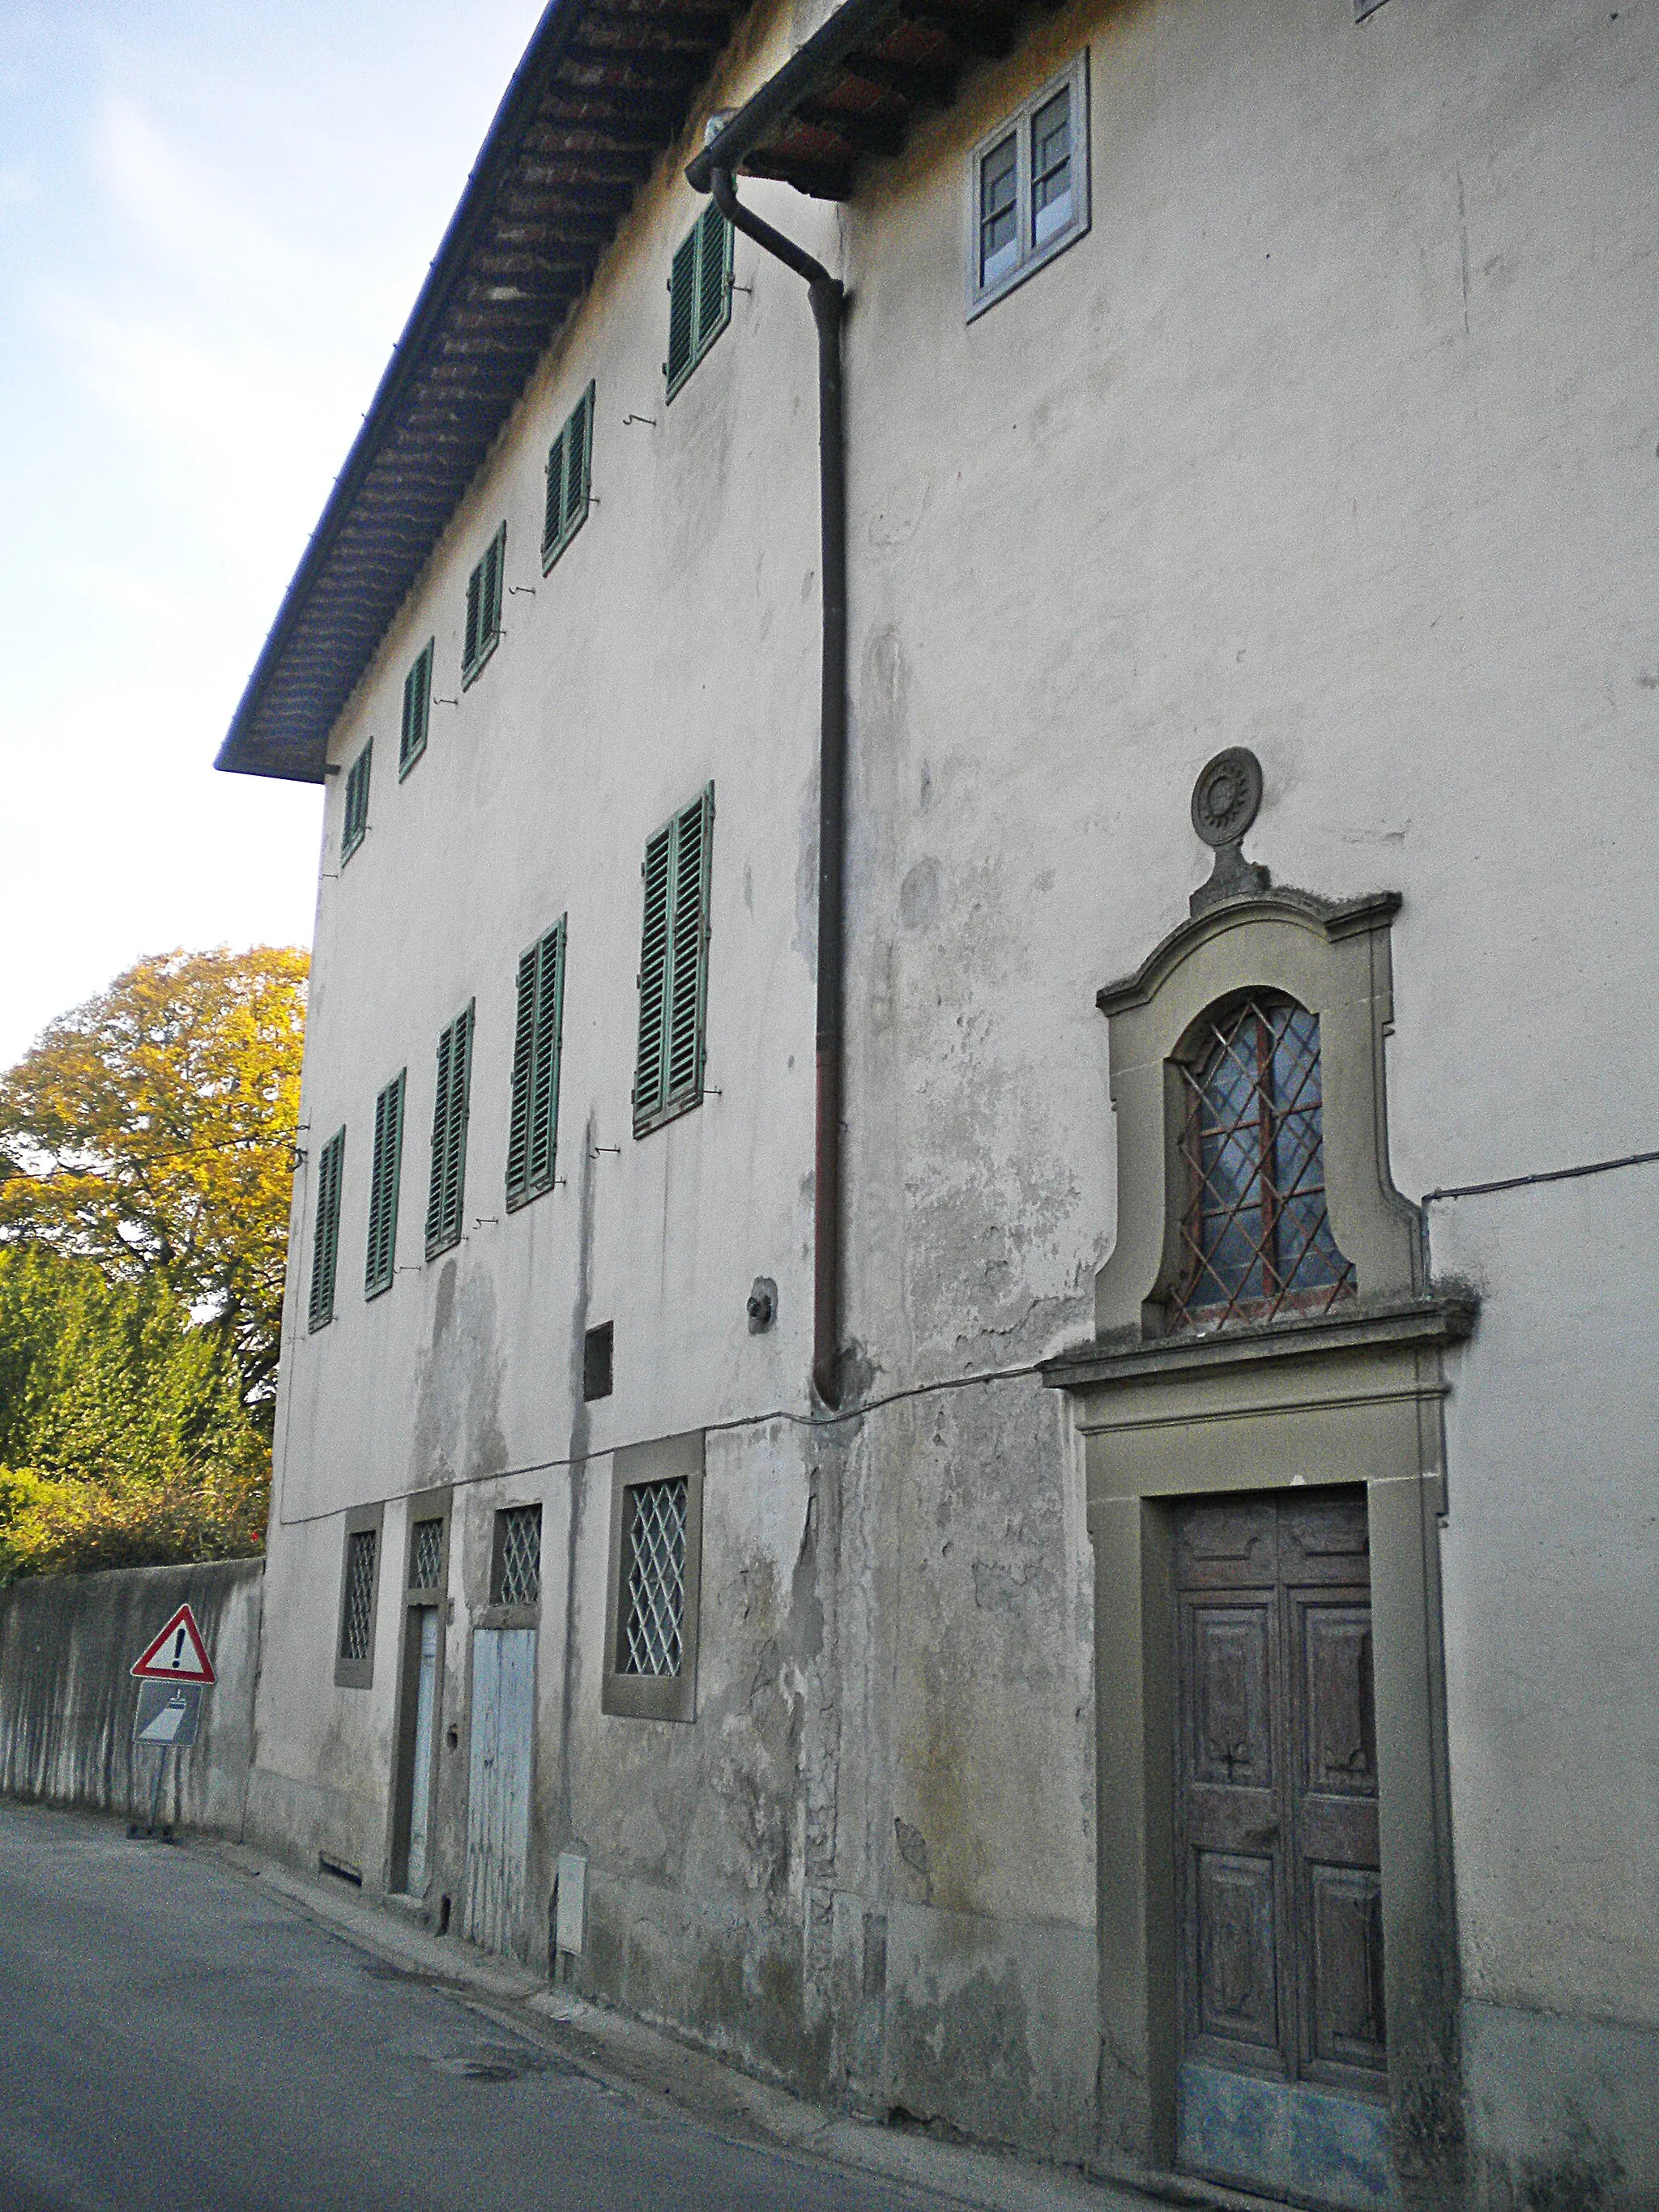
687;0;1025;200
216;0;747;783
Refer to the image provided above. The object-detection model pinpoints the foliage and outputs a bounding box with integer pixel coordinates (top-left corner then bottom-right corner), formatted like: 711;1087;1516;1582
0;1461;266;1583
0;1248;270;1581
0;947;307;1409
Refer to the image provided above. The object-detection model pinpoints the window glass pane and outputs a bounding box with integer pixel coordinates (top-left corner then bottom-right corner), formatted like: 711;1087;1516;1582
1031;87;1073;247
979;133;1019;287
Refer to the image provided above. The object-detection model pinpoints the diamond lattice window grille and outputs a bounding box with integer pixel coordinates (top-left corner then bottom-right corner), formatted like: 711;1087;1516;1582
340;1529;378;1661
494;1505;542;1608
1171;995;1356;1333
410;1518;444;1592
621;1478;688;1678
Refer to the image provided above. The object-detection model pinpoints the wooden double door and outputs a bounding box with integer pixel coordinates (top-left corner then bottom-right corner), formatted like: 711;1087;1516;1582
1175;1489;1386;2114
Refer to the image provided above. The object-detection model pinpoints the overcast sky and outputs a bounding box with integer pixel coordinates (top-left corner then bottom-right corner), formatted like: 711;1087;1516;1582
0;0;547;1068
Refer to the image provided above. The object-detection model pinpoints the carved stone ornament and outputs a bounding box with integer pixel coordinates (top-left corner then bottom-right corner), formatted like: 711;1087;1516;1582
1189;746;1271;914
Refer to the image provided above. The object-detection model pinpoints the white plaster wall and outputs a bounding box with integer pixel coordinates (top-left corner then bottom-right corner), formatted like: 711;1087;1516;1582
251;0;1659;2163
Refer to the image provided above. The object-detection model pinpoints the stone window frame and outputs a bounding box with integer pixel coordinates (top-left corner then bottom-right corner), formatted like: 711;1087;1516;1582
965;50;1091;322
333;1501;386;1690
601;1430;704;1724
1044;885;1473;2203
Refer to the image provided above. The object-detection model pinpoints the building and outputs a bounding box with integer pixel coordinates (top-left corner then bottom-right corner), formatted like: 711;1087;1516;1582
217;2;1659;2206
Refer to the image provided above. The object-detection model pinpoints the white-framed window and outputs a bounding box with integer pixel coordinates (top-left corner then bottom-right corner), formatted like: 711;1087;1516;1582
966;52;1090;320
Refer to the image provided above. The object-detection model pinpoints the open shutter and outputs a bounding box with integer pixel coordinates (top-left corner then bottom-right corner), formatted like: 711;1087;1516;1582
633;786;713;1134
505;946;538;1204
667;786;712;1101
484;526;505;646
527;918;565;1189
425;1006;473;1258
666;227;697;394
400;643;432;775
463;565;482;672
634;824;673;1129
542;428;566;560
343;741;372;861
309;1127;345;1332
365;1072;404;1296
696;203;731;354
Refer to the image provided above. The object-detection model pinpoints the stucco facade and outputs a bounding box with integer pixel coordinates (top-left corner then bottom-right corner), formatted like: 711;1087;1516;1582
232;2;1659;2206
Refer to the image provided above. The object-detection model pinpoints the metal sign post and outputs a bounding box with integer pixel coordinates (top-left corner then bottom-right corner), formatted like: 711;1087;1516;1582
126;1606;214;1842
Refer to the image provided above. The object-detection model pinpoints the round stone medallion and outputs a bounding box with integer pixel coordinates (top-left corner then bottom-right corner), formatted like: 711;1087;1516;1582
1190;747;1264;849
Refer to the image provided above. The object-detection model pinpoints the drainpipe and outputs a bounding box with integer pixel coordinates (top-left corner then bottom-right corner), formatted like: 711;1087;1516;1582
704;167;847;1409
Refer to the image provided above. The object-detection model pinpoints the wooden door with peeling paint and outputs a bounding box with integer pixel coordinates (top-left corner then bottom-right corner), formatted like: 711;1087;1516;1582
1173;1490;1394;2212
464;1626;535;1958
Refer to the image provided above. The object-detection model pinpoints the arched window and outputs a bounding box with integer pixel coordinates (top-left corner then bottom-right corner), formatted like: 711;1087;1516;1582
1171;994;1355;1330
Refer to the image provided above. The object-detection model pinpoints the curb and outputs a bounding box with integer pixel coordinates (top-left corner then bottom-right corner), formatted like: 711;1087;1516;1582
203;1837;1157;2212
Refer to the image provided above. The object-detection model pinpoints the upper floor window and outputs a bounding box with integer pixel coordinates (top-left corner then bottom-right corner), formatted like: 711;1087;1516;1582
462;524;505;688
342;740;372;864
665;205;732;401
505;917;566;1209
1171;994;1355;1332
543;385;594;572
399;641;433;778
308;1125;346;1332
967;53;1090;319
424;1002;475;1259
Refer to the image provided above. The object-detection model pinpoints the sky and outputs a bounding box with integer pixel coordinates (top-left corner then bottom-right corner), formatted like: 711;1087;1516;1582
0;0;548;1068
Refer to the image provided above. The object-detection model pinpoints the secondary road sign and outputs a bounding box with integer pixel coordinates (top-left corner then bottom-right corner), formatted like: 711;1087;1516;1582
134;1681;203;1748
130;1604;216;1685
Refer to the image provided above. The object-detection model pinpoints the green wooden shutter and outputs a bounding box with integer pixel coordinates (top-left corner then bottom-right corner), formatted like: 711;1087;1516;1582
400;643;432;777
667;211;731;401
309;1126;346;1332
634;822;673;1128
507;919;566;1205
424;1004;474;1258
542;426;567;562
463;563;482;673
633;785;713;1134
484;525;505;646
343;740;372;863
365;1071;405;1297
696;202;731;354
505;944;538;1204
527;917;565;1190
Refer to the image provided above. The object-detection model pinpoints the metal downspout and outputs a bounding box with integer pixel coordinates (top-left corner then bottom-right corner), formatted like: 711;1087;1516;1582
706;168;847;1409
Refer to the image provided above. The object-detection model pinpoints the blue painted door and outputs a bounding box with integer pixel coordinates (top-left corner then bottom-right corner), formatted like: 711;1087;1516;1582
464;1627;535;1957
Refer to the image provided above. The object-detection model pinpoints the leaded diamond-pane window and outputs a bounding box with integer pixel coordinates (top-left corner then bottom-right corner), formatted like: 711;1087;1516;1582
340;1528;378;1662
410;1518;444;1592
493;1504;541;1608
619;1478;688;1677
1171;995;1356;1332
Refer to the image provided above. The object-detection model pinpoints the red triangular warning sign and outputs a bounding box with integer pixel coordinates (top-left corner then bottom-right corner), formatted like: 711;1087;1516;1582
130;1604;216;1684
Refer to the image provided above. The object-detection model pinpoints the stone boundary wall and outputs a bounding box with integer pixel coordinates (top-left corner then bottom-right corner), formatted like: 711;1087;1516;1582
0;1559;263;1836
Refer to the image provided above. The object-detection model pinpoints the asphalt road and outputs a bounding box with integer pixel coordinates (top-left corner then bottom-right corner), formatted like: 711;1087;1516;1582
0;1801;957;2212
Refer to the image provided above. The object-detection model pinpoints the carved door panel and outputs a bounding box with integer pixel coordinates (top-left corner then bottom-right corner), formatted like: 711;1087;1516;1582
1175;1490;1384;2105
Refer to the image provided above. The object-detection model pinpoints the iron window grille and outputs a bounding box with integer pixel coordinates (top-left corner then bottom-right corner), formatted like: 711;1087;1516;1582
1171;994;1356;1332
365;1071;404;1298
493;1504;542;1608
664;204;733;402
462;523;505;687
543;385;595;572
340;1528;379;1662
399;640;433;777
966;53;1090;320
342;739;372;863
308;1127;346;1332
618;1477;688;1677
410;1517;445;1594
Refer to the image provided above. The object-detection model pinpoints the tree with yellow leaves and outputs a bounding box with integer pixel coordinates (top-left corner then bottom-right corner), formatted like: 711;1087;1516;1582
0;947;308;1415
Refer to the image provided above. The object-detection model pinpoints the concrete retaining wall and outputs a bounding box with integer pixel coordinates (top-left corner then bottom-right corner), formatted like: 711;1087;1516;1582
0;1559;263;1836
